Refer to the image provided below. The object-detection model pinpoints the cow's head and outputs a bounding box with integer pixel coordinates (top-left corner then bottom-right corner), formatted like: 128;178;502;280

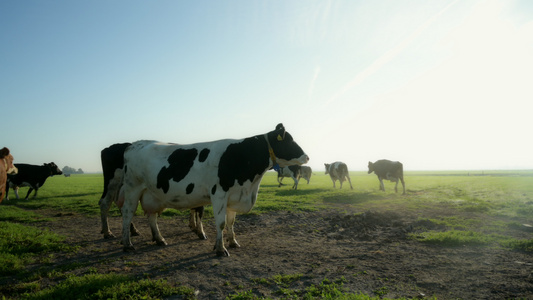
367;161;374;174
0;147;18;175
324;163;330;175
267;123;308;167
45;162;63;176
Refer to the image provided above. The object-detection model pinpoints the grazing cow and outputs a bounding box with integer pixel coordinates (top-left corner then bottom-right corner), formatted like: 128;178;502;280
299;166;312;184
277;165;301;189
0;147;18;203
98;143;206;240
118;123;308;256
7;162;62;200
324;161;353;189
368;159;405;194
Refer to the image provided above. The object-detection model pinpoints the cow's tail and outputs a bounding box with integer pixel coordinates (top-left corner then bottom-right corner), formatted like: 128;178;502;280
340;163;349;182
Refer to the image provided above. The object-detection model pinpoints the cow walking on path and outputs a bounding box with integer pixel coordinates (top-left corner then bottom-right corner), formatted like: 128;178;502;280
324;162;353;189
117;124;308;256
368;159;405;194
0;147;17;203
7;162;62;200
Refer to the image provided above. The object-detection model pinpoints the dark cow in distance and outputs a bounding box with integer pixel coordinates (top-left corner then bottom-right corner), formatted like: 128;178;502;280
299;166;312;184
324;161;353;189
7;162;62;200
0;147;18;203
115;123;308;256
98;143;206;240
368;159;405;194
277;165;301;189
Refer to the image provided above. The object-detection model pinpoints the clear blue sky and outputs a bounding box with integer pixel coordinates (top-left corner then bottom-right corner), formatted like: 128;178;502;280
2;0;532;173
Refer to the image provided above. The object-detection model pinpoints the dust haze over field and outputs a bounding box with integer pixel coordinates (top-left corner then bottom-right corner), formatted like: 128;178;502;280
0;172;532;299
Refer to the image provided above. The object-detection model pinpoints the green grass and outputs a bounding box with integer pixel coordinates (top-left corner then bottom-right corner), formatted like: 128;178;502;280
1;170;532;299
20;274;196;300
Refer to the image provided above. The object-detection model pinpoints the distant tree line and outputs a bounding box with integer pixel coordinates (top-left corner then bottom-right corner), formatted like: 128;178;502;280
62;166;84;175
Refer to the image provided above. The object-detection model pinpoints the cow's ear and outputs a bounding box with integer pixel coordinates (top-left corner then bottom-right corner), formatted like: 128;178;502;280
0;147;9;158
275;124;286;141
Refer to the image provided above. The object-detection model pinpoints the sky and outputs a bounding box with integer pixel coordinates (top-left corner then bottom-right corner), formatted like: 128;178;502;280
1;0;532;173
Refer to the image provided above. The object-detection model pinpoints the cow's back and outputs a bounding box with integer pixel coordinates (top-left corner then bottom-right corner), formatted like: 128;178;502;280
374;160;403;177
123;140;232;208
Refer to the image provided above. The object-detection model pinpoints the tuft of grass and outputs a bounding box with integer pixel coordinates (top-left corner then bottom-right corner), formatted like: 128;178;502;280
21;274;196;300
0;221;77;275
501;239;533;252
0;206;50;223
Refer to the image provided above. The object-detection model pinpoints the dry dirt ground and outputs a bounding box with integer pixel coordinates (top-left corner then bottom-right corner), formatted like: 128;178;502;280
7;207;533;299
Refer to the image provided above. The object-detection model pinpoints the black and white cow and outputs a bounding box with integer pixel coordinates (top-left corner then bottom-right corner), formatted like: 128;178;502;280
368;159;405;194
324;161;353;189
116;124;308;256
277;165;312;189
98;143;206;240
7;162;62;200
277;165;301;189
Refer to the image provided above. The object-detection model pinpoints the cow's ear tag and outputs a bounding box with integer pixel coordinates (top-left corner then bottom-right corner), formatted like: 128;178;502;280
277;134;283;141
273;163;280;171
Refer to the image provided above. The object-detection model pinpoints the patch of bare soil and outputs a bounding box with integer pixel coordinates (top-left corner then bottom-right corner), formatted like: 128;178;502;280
6;208;533;299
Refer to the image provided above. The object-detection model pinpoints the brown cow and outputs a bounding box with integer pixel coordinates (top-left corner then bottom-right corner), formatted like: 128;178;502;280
0;147;18;203
368;159;405;194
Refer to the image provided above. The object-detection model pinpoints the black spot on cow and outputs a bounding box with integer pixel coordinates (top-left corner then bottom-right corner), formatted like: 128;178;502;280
157;148;198;193
218;137;270;192
211;184;217;195
100;143;131;200
186;183;194;194
199;148;210;162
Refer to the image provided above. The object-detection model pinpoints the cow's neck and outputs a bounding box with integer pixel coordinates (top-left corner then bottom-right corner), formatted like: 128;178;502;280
263;134;277;166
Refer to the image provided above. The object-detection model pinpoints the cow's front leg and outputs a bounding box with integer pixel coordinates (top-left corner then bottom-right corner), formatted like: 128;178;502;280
379;178;385;191
212;199;229;256
147;213;167;246
226;211;240;249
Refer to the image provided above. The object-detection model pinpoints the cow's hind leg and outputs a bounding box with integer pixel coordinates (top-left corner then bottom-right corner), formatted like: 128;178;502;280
346;176;353;190
24;187;34;200
121;189;141;252
189;207;207;240
211;196;229;256
226;211;240;249
148;213;167;246
99;195;115;238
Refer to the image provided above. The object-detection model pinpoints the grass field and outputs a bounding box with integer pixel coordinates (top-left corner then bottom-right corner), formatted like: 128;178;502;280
1;170;532;299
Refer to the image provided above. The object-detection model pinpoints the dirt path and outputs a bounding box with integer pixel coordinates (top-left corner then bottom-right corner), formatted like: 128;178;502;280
9;209;533;299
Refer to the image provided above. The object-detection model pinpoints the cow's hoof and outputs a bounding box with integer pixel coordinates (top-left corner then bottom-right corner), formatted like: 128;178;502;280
103;232;115;239
216;249;230;257
123;245;135;252
197;232;208;240
155;239;168;246
229;241;241;248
